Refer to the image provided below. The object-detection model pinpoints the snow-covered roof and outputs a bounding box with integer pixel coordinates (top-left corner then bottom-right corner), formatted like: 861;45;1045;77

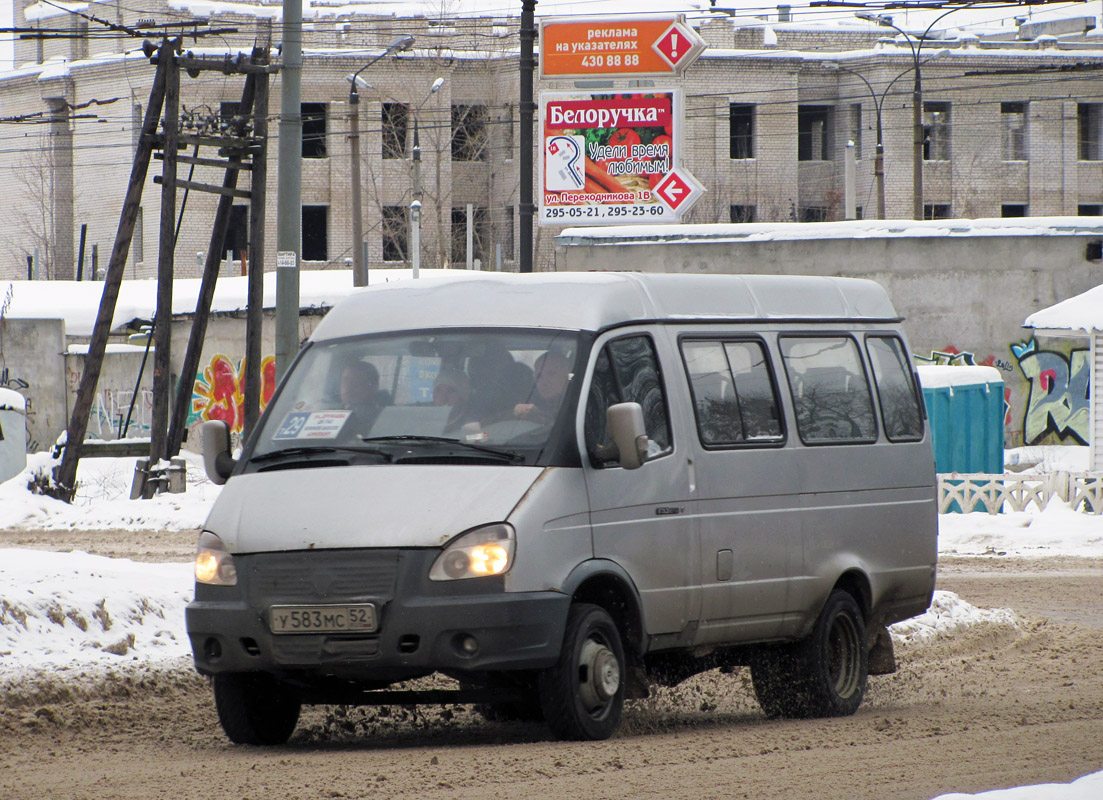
1024;283;1103;335
0;387;27;412
557;217;1103;247
0;268;463;337
918;365;1004;390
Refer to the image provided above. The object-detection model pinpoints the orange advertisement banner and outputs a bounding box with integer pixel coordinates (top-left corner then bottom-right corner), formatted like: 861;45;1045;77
540;17;700;77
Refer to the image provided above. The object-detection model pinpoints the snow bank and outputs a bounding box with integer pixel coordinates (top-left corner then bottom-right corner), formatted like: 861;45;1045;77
0;549;192;673
889;591;1020;646
930;769;1103;799
0;451;218;532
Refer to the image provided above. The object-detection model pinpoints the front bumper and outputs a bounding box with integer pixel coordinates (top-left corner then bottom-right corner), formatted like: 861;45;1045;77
185;548;569;682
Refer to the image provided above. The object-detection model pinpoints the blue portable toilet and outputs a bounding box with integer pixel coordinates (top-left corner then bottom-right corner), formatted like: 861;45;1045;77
917;365;1005;475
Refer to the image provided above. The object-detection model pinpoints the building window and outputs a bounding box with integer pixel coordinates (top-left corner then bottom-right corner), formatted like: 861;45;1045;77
849;103;863;156
501;206;515;261
302;103;327;159
382;103;409;160
1078;204;1103;216
729;205;756;223
923;102;951;161
452;104;488;162
1001;204;1027;218
501;103;515;156
1079;103;1103;161
451;206;490;264
133;207;144;266
302;205;328;261
382;206;407;262
729;103;754;160
1001;102;1026;161
924;204;952;220
798;106;832;161
225;205;249;260
799;206;828;222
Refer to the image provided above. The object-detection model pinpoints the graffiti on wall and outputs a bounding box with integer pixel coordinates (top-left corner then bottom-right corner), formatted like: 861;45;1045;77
188;354;277;434
1011;338;1090;445
87;388;153;440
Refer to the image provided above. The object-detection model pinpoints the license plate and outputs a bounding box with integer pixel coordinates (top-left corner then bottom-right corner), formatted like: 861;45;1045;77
268;604;378;634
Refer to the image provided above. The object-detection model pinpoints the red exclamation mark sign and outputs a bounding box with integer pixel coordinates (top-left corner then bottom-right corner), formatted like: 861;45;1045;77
670;32;678;60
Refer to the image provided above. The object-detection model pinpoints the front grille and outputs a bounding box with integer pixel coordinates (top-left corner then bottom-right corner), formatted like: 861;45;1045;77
243;549;400;606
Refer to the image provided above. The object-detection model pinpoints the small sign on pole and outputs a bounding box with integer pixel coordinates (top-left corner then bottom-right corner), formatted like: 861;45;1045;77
540;15;706;78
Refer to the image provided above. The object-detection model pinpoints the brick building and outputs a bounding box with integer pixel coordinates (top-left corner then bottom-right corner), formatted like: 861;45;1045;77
2;0;1102;279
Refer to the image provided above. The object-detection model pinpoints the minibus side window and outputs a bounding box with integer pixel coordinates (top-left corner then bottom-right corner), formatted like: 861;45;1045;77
585;335;672;466
866;335;924;441
780;336;877;445
682;339;783;446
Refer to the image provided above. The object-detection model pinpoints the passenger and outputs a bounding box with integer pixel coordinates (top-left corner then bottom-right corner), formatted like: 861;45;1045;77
467;345;532;422
432;367;471;430
514;349;570;425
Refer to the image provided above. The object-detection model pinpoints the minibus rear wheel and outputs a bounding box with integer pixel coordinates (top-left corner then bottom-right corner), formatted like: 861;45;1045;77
213;672;301;745
751;589;868;719
538;603;625;740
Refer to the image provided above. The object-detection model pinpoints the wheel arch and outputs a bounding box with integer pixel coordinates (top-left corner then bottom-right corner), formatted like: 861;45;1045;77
561;560;646;658
832;569;873;621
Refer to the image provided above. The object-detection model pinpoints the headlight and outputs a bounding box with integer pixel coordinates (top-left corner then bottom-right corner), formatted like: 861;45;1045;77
194;531;238;586
429;523;515;581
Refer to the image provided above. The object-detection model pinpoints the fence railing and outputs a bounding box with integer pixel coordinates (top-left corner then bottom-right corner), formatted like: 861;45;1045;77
937;472;1103;515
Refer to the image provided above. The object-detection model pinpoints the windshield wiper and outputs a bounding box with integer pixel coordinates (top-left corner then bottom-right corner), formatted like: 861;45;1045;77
249;445;393;464
358;435;523;462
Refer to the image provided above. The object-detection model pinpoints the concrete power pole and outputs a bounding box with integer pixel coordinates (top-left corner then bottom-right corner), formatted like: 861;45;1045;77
275;0;303;382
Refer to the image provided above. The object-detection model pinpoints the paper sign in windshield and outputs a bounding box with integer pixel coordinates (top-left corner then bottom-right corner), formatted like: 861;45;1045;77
273;410;351;440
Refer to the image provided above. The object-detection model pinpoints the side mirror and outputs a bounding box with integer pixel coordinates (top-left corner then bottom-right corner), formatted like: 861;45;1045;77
606;402;649;470
200;420;237;485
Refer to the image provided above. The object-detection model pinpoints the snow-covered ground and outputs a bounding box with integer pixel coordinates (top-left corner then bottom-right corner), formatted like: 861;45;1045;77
1;445;1101;798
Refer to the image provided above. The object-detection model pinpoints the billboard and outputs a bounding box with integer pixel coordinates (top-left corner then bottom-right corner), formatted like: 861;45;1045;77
539;90;703;226
539;15;706;78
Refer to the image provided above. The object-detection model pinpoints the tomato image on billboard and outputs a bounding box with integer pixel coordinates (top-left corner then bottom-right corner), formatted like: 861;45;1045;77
540;90;701;226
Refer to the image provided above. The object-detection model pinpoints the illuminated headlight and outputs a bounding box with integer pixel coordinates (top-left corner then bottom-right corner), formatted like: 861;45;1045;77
194;531;238;586
429;523;515;581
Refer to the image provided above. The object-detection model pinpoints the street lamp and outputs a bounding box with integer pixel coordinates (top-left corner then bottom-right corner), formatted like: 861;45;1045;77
410;77;445;278
823;52;948;219
346;34;415;287
857;9;964;219
358;77;444;279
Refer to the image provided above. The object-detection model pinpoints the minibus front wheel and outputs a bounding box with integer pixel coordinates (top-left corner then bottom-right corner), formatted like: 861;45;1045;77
538;603;626;740
213;672;302;745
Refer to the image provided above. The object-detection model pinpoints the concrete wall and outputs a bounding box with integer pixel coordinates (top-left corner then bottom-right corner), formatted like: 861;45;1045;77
555;222;1103;447
63;346;155;442
0;318;68;452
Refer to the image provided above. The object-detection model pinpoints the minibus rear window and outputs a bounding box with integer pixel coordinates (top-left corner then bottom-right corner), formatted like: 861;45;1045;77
780;336;877;445
681;339;784;447
866;335;924;441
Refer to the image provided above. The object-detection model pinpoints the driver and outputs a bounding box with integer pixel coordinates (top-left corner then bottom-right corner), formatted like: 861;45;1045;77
339;361;385;430
514;349;570;425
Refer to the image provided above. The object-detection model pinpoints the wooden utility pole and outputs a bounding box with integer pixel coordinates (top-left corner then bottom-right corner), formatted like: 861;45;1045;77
147;38;181;494
165;45;276;457
52;42;170;501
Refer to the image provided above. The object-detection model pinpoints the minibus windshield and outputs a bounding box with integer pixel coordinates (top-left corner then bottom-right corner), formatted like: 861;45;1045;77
251;329;580;465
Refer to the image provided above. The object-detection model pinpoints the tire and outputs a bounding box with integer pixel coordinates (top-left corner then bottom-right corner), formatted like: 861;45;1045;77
751;589;868;719
213;672;301;745
538;603;626;741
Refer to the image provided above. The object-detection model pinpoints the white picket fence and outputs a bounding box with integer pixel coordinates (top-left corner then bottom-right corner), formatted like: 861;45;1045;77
937;472;1103;515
